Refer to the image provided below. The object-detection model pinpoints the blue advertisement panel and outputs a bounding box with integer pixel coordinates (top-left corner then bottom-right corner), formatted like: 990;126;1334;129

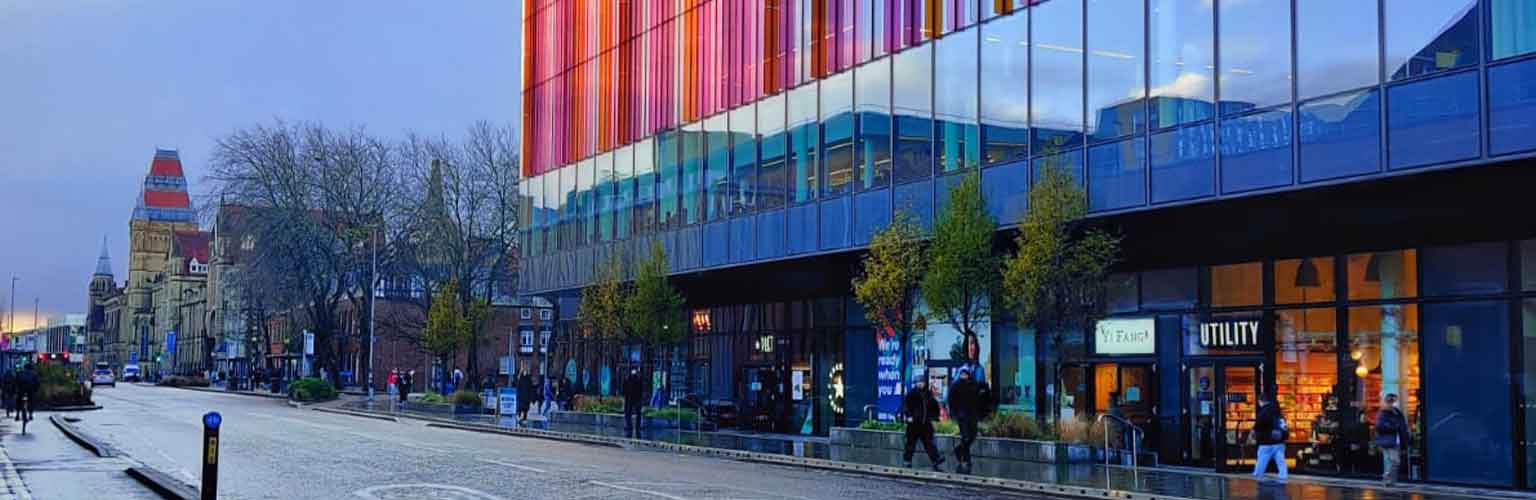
875;328;903;421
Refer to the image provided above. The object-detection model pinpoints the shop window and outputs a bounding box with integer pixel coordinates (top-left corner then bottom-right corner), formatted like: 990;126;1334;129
1061;365;1090;422
996;324;1037;415
1524;240;1536;291
1424;300;1513;486
1423;242;1507;296
1206;262;1262;308
1273;308;1337;469
1276;257;1336;305
1347;250;1418;300
1348;305;1420;447
1106;273;1139;314
1522;299;1536;482
1142;267;1197;310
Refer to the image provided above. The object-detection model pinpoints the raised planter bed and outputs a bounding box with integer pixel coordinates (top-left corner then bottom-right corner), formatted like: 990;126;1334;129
549;410;700;431
830;427;1155;467
402;401;485;415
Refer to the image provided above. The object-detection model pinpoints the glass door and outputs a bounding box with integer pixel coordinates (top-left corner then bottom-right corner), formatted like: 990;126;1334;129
1220;365;1261;472
1185;360;1262;472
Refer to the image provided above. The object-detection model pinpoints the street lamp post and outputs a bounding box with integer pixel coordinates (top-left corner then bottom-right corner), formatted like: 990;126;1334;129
367;227;377;403
8;276;17;338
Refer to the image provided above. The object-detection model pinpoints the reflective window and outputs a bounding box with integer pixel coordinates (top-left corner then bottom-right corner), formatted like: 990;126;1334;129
1218;0;1292;114
1347;250;1418;300
730;106;757;216
1031;148;1083;188
682;123;704;225
872;0;890;58
658;132;680;229
1141;267;1197;310
577;159;594;246
823;72;856;197
1276;257;1335;304
544;170;560;250
1088;0;1145;142
1149;0;1214;129
1388;71;1480;170
705;115;731;221
1150;123;1215;203
596;154;615;242
985;0;1028;20
614;146;633;240
1273;307;1337;449
1348;303;1421;476
894;179;934;231
1525;240;1536;290
1490;0;1536;60
856;59;894;190
1423;300;1513;486
981;12;1030;166
894;44;934;184
1031;0;1084;155
936;28;981;173
1298;88;1381;182
1297;0;1379;99
1489;58;1536;155
1386;0;1478;80
759;94;789;209
1220;109;1293;193
531;173;548;255
1526;299;1536;482
634;139;658;234
1106;273;1138;313
560;163;576;249
982;160;1029;224
790;85;819;204
944;0;978;34
1423;242;1508;296
1206;262;1261;307
1087;138;1146;212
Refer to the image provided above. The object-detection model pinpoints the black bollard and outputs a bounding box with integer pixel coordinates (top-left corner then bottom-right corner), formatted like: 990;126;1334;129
202;412;221;500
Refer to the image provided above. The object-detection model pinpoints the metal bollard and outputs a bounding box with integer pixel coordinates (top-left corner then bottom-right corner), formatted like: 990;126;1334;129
202;412;221;500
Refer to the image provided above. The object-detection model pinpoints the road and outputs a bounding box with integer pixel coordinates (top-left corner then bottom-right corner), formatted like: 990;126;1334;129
72;384;1057;500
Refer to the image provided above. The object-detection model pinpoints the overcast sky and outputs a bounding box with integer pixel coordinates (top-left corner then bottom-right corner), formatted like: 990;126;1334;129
0;1;520;328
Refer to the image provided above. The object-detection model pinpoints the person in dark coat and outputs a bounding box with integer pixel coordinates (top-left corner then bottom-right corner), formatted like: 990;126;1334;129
901;379;945;471
0;370;14;418
515;369;535;423
948;367;984;474
1251;391;1288;481
1375;393;1412;486
622;368;645;438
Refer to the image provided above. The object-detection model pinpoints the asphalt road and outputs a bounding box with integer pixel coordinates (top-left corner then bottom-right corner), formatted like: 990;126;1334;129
73;384;1059;500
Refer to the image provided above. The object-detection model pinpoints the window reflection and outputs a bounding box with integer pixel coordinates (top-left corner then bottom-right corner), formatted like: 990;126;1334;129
705;115;731;221
759;95;789;209
1387;72;1480;170
729;106;758;216
1524;240;1536;291
1031;0;1084;155
682;123;704;225
1087;0;1145;142
560;161;576;249
1385;0;1478;80
1218;0;1292;114
1491;0;1536;60
614;146;634;239
789;85;819;204
1150;0;1214;129
658;132;681;229
1087;138;1146;212
936;28;981;173
822;72;856;197
1298;89;1381;182
1150;123;1215;203
855;59;894;190
894;45;935;183
596;154;615;242
634;139;658;234
1297;0;1379;99
981;12;1029;166
1219;109;1293;193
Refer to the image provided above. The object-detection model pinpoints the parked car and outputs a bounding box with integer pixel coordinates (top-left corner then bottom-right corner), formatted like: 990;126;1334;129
121;364;141;382
91;368;115;387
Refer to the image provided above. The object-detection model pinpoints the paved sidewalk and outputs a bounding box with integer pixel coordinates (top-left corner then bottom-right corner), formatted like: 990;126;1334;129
0;420;31;500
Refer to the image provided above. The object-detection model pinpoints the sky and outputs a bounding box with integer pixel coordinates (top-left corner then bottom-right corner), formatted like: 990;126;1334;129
0;1;520;329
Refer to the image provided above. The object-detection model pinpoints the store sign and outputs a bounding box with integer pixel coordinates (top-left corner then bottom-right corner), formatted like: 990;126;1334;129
1094;318;1155;355
1198;318;1262;350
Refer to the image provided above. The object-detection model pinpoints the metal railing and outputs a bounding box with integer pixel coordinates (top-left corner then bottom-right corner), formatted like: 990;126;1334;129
1095;414;1146;469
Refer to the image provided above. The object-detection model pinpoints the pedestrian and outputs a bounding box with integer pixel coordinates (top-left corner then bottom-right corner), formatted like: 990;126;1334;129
622;368;644;438
452;367;465;393
1252;390;1288;481
901;379;945;471
541;375;555;416
1375;392;1412;486
400;370;413;403
0;369;14;418
947;366;984;474
515;369;534;423
15;364;38;423
387;369;399;399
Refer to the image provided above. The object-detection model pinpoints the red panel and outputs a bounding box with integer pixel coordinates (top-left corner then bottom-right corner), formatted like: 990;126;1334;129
149;158;184;177
144;190;191;208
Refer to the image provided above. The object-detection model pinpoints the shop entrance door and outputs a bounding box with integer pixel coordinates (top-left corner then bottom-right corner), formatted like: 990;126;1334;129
1184;361;1262;472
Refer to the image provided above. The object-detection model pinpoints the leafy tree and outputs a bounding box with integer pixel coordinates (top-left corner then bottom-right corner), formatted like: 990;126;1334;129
1002;160;1120;422
576;253;627;384
922;171;999;340
423;280;473;394
851;210;926;382
623;242;686;373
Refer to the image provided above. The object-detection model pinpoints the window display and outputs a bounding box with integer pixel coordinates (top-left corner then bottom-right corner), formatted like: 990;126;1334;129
1207;262;1262;307
1273;308;1339;470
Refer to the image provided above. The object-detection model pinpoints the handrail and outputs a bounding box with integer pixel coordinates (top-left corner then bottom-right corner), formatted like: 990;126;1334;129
863;404;879;422
1095;413;1145;469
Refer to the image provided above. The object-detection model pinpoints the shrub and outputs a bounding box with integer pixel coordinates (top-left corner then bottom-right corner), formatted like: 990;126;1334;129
288;377;337;402
981;411;1045;439
1054;417;1110;445
572;395;624;414
417;392;445;403
450;390;484;407
934;419;959;435
155;375;210;387
858;420;906;432
643;407;699;422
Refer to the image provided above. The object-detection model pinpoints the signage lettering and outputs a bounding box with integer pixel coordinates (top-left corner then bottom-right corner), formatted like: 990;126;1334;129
1198;319;1261;349
1093;318;1156;355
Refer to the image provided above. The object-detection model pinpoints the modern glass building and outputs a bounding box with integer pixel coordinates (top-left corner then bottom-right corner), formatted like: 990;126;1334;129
520;0;1536;488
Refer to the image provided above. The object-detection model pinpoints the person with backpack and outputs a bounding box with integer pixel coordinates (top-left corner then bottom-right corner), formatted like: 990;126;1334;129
14;364;39;425
1375;392;1412;486
0;369;14;418
1251;390;1288;481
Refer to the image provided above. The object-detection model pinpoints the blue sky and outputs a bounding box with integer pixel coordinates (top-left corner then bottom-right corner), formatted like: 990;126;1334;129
0;1;520;325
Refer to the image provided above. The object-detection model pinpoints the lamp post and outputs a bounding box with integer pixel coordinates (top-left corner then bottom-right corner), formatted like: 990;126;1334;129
367;227;377;403
8;276;17;337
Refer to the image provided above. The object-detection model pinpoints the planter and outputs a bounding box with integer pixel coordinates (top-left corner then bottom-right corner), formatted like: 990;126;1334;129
548;411;701;431
453;404;485;415
830;427;1155;466
401;401;455;415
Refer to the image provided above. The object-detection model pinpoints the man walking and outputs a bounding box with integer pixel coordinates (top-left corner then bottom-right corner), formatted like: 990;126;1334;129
541;375;556;415
948;367;985;474
1252;391;1288;481
901;379;945;471
516;369;535;424
622;368;644;438
1375;393;1412;486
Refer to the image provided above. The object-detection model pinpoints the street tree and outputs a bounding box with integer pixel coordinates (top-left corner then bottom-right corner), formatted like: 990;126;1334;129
921;171;1000;342
578;252;627;380
1002;160;1120;422
622;242;685;378
423;279;485;394
851;210;926;384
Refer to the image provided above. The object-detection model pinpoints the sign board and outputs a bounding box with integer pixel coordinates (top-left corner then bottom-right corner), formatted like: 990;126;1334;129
875;330;903;421
498;388;518;415
482;389;497;410
1093;318;1155;355
791;370;804;401
303;331;315;355
1198;317;1261;350
166;330;177;354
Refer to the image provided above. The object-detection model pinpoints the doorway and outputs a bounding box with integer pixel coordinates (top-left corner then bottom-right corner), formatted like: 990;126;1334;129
1185;360;1262;472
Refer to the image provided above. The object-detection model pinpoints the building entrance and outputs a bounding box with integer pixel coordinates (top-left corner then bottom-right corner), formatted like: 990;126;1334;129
1185;360;1261;473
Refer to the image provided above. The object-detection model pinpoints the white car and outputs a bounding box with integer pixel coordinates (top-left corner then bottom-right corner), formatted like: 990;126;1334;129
91;369;115;387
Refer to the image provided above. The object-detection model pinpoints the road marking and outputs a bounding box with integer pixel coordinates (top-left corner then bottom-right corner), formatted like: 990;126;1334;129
477;458;547;473
588;481;691;500
352;483;508;500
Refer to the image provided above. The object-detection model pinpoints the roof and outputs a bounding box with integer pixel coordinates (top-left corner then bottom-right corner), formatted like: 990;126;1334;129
132;149;197;223
172;230;211;275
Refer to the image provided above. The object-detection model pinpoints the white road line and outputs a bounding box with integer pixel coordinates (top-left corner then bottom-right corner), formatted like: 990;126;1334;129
477;458;548;473
588;481;691;500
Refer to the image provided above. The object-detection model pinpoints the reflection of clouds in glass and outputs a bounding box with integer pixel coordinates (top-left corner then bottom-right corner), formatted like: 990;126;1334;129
1300;88;1372;122
1150;72;1212;100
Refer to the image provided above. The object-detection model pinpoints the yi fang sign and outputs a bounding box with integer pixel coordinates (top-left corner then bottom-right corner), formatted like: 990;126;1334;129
1094;318;1155;355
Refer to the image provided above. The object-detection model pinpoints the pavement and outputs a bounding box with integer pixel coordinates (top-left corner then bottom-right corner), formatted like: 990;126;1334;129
2;410;155;500
67;384;1061;500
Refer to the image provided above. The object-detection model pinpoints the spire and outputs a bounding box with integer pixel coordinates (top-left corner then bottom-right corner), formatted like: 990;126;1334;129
132;148;196;223
94;235;114;277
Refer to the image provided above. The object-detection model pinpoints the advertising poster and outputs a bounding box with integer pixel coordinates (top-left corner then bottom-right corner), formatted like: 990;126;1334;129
875;327;904;421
